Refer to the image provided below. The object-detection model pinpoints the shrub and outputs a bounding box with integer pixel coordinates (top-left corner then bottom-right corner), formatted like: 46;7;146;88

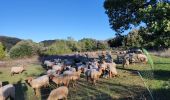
79;38;97;51
9;40;39;58
0;42;5;59
97;41;109;50
40;40;72;55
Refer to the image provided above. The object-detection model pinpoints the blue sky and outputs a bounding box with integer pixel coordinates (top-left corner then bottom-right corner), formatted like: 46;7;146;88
0;0;121;42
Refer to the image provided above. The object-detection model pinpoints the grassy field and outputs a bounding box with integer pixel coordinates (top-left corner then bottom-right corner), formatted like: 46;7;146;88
0;54;169;100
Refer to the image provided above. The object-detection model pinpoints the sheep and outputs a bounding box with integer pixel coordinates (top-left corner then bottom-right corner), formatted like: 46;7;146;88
25;75;49;96
90;68;103;85
0;84;15;100
85;68;102;85
64;69;82;87
52;65;63;74
50;75;70;87
122;58;130;68
137;54;148;63
47;69;59;77
107;62;118;78
44;60;54;69
11;65;26;76
47;86;68;100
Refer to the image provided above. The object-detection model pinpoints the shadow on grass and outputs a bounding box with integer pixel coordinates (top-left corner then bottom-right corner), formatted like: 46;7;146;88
152;88;170;100
140;70;170;81
66;78;152;100
14;80;28;100
154;62;170;65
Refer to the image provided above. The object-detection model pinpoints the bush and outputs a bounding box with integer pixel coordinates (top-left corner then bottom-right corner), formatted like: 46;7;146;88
40;40;72;55
79;38;97;51
0;42;5;59
9;40;39;58
97;41;109;50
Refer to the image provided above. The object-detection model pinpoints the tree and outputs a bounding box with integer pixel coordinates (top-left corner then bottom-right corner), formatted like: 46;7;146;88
79;38;97;51
104;0;170;48
0;42;5;59
124;29;143;48
9;40;39;58
107;35;125;47
97;41;109;50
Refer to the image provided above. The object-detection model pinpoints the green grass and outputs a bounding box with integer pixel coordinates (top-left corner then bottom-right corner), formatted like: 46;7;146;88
0;55;169;100
0;64;45;100
125;55;170;100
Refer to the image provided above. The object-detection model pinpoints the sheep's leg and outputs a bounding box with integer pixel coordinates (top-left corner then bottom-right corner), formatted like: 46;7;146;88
35;88;40;97
64;96;67;100
93;80;96;85
86;76;89;82
11;72;13;76
72;81;75;87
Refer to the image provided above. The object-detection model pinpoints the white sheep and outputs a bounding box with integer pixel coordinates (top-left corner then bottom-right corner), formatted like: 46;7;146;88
47;86;68;100
0;84;15;100
44;60;54;69
11;66;26;76
26;75;49;96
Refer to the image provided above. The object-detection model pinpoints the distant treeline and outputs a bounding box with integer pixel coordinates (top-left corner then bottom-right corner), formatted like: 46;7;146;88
0;36;109;59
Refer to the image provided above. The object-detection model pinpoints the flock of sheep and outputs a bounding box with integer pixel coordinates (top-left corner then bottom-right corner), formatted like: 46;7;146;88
0;50;148;100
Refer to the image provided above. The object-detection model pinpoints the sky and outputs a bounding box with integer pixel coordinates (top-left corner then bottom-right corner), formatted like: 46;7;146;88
0;0;121;42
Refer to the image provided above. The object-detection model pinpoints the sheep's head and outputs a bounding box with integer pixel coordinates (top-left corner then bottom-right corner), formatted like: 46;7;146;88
25;77;33;85
49;75;55;80
80;67;85;73
22;67;26;71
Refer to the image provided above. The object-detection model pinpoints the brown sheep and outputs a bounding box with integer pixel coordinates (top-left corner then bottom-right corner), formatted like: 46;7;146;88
137;54;148;64
85;68;102;85
47;86;68;100
107;62;118;78
50;75;70;87
25;75;49;96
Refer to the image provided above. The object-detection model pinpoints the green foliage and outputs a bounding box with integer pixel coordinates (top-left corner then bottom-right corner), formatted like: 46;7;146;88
40;38;109;55
66;37;80;52
139;2;170;48
97;41;109;50
41;40;72;55
0;42;6;59
104;0;170;48
107;35;125;47
9;40;39;58
124;29;143;48
79;38;97;51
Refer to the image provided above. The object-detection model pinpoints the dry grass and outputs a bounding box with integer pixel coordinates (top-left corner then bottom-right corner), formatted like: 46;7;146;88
151;48;170;58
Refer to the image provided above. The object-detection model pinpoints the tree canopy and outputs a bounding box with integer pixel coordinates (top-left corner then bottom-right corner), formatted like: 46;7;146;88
104;0;170;48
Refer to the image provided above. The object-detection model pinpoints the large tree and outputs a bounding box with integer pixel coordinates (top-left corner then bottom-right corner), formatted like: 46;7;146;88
104;0;170;48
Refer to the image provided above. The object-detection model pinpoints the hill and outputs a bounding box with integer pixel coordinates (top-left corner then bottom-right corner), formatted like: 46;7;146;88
0;36;21;51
